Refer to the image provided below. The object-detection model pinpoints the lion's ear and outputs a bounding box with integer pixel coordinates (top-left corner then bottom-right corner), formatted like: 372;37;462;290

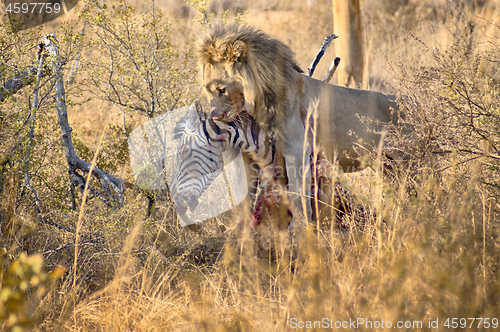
233;40;247;63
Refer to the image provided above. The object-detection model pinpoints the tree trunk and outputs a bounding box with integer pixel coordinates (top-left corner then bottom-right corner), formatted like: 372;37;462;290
332;0;364;88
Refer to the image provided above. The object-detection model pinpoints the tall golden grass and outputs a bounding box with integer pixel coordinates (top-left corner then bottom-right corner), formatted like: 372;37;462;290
1;0;500;331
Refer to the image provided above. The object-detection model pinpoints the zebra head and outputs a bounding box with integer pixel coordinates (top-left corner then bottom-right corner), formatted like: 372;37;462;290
170;108;229;216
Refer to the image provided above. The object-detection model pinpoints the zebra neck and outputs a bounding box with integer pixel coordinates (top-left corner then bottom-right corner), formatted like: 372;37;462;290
229;117;275;164
204;116;275;163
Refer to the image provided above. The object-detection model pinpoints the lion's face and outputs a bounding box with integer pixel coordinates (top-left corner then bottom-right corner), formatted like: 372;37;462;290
199;39;254;121
197;24;303;132
203;65;247;121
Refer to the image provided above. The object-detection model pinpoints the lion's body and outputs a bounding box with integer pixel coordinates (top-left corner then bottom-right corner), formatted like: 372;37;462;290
298;76;398;170
197;24;398;230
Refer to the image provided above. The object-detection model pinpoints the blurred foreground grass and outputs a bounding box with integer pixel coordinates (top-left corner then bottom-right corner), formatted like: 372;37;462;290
1;0;500;331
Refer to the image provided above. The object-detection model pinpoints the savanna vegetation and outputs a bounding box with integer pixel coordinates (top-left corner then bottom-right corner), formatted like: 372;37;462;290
1;0;500;331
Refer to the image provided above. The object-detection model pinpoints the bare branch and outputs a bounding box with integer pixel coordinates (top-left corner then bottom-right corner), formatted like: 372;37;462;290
41;33;126;208
113;103;127;133
21;49;44;209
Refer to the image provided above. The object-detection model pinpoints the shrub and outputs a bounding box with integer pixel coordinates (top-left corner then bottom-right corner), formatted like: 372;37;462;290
0;251;65;332
386;10;500;195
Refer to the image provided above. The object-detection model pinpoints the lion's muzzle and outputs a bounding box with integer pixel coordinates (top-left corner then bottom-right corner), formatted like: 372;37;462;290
209;106;232;120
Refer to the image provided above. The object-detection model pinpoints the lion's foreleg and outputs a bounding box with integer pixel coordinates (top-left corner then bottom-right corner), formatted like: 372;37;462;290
280;117;312;232
239;152;260;223
284;152;312;230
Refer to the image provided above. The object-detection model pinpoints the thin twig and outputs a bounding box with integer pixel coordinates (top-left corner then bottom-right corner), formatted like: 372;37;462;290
66;23;85;86
432;149;500;160
24;51;45;186
113;103;127;134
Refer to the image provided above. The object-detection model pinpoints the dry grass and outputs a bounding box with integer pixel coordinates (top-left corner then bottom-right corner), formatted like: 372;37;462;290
2;0;500;331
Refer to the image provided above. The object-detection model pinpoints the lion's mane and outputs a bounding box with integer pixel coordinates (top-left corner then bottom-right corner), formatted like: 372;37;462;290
197;24;303;139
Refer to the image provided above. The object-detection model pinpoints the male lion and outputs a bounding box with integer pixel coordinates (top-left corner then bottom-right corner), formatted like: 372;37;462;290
197;24;399;232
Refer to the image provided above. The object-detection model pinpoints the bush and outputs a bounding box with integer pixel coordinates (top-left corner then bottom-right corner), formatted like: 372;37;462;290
386;10;500;195
0;251;65;332
81;0;197;119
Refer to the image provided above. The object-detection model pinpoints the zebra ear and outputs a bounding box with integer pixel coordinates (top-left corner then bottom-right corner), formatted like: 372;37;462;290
174;103;202;139
173;117;188;140
194;100;211;122
188;103;203;124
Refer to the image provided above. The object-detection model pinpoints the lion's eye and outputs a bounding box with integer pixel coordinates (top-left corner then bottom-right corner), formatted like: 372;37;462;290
217;87;226;96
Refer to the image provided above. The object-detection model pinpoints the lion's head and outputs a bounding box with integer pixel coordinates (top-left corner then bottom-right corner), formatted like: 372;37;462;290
197;23;303;137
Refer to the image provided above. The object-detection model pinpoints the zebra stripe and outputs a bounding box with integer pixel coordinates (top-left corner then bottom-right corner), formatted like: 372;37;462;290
171;112;276;215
